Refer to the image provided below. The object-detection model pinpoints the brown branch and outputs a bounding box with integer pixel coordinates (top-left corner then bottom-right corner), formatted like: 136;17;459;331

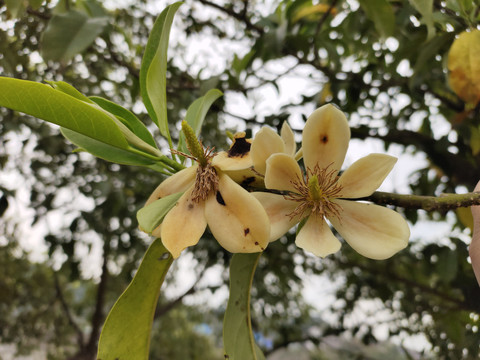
155;282;197;318
197;0;264;34
54;273;85;348
84;236;110;355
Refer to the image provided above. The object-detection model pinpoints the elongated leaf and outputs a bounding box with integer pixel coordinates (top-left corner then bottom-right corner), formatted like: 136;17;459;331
90;96;158;148
46;80;94;103
97;238;173;360
178;89;223;154
140;2;182;135
0;77;128;149
41;9;108;62
359;0;395;38
224;253;265;360
137;192;183;232
61;128;158;167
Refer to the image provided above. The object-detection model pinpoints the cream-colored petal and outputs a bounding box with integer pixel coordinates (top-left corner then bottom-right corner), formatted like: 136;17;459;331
281;122;296;156
264;153;303;192
212;151;252;171
296;212;341;257
145;165;197;205
302;104;350;173
329;200;410;260
337;154;397;198
204;172;269;253
251;127;285;175
160;186;207;259
252;192;300;242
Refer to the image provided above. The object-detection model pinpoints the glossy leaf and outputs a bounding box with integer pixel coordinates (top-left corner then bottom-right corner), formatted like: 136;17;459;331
97;238;173;360
90;96;158;148
0;77;128;149
140;2;183;136
136;192;184;233
60;128;158;167
178;89;223;155
359;0;395;38
223;253;265;360
41;9;108;62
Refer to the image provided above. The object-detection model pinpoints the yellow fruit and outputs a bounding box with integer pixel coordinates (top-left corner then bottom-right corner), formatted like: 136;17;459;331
447;30;480;105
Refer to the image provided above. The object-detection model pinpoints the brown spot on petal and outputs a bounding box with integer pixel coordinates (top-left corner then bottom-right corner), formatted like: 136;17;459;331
320;134;328;144
188;203;194;210
216;191;226;206
254;241;259;245
228;134;251;158
244;228;250;236
241;177;255;187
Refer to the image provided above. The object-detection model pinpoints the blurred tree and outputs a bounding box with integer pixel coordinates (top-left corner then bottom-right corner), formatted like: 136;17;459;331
1;0;480;359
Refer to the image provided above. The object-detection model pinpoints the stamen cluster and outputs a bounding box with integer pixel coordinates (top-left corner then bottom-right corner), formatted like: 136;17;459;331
285;164;343;219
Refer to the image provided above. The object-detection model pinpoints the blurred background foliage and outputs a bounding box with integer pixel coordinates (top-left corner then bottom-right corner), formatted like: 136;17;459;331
1;0;480;359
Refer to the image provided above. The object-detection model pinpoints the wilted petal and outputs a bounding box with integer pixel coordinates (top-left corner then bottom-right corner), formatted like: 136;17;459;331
205;172;269;253
296;213;341;257
337;154;397;198
252;192;300;242
265;153;303;192
302;104;350;173
281;122;296;156
329;200;409;260
213;151;252;171
251;127;285;174
160;186;207;259
146;165;197;205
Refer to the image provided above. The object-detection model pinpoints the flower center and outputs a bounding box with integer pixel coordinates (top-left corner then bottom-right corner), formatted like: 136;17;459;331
189;146;219;202
285;164;343;219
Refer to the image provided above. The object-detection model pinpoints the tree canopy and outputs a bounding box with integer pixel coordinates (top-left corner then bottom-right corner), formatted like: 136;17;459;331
1;0;480;359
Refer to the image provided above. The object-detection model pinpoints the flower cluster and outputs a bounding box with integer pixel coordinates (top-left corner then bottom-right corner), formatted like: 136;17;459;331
139;104;410;260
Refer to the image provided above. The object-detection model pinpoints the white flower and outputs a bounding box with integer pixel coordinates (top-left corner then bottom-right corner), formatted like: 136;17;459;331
142;133;270;258
253;104;410;260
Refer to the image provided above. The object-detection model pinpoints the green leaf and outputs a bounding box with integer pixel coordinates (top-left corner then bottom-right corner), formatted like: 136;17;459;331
41;9;109;62
61;128;157;166
409;0;435;41
359;0;395;38
140;2;183;136
136;192;183;233
89;96;158;148
178;89;223;154
0;77;128;149
97;238;173;360
46;80;94;103
223;253;265;360
5;0;27;18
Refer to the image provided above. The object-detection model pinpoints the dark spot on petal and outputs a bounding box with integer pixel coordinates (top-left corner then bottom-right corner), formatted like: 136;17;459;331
188;203;194;210
241;176;255;187
320;134;328;143
216;191;226;206
254;241;259;245
228;135;251;158
244;228;250;236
